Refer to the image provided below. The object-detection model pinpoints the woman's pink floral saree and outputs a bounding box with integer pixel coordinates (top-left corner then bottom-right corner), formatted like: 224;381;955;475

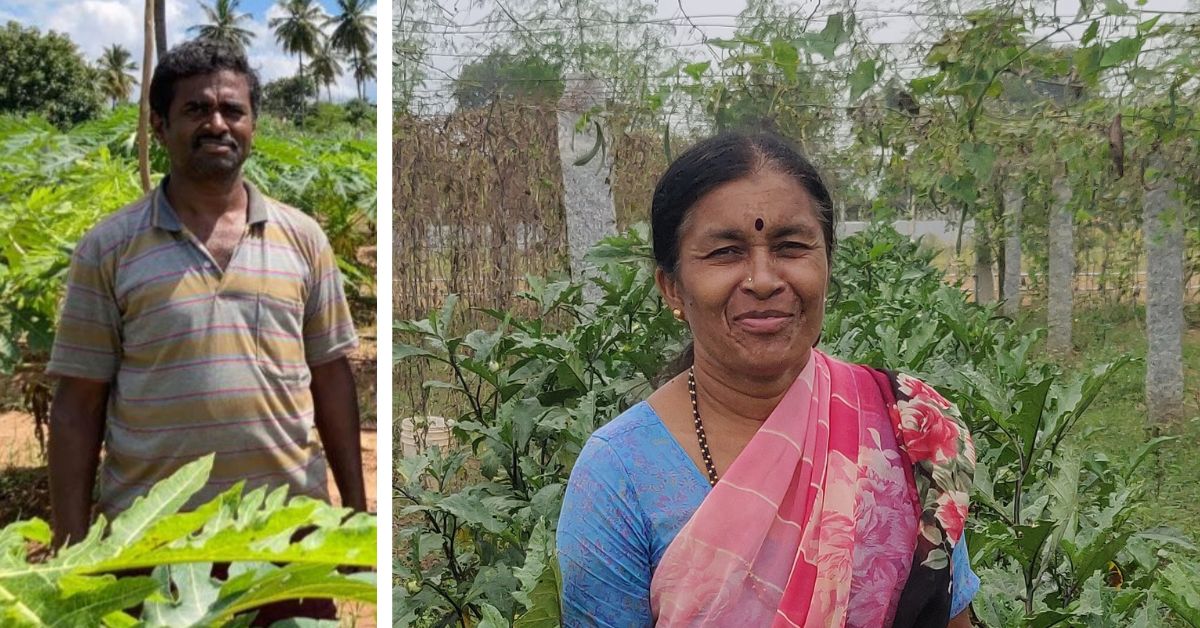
649;350;975;627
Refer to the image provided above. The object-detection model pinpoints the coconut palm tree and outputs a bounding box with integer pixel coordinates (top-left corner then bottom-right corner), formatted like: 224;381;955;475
97;44;138;109
270;0;324;123
327;0;376;101
309;40;344;103
351;50;376;101
189;0;255;49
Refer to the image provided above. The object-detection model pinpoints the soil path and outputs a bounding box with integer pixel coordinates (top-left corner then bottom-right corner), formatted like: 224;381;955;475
0;411;379;510
0;410;42;468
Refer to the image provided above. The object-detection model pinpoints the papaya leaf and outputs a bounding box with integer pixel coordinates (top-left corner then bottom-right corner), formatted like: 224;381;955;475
0;457;376;627
142;563;222;626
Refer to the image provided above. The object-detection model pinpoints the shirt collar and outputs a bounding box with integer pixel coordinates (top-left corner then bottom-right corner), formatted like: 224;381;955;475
151;176;269;232
246;182;269;224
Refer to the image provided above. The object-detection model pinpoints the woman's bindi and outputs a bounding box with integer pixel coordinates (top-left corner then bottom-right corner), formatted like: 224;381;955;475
754;217;764;231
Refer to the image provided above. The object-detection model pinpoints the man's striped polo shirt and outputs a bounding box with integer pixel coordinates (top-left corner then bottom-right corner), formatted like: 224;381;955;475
48;180;358;518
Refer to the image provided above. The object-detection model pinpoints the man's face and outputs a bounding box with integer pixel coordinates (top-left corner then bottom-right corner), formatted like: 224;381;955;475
152;70;254;180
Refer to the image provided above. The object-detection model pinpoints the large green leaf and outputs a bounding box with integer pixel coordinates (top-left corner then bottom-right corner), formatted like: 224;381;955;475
1013;378;1053;472
849;60;879;102
512;521;551;611
142;563;222;627
0;456;376;627
1100;36;1144;69
1045;450;1081;564
211;565;375;622
513;546;561;628
438;492;508;535
1155;562;1200;626
682;61;709;81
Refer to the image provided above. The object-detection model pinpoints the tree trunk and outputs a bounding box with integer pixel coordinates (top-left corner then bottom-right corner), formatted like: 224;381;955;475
154;0;166;57
557;73;617;304
137;0;155;193
1144;154;1186;423
297;56;306;125
1048;175;1073;352
1003;185;1023;317
354;49;363;101
974;218;995;304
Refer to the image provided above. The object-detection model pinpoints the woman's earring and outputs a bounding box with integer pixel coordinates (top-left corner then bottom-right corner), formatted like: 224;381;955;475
672;308;685;322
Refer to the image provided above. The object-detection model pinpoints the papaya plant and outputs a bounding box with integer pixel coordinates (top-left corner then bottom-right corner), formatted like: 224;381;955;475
0;455;376;627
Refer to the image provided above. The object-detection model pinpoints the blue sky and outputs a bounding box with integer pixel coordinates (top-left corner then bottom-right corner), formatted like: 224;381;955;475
1;0;376;102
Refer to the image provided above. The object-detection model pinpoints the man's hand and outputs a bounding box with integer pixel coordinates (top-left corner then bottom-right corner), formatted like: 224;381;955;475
49;377;109;549
310;356;367;512
949;608;974;628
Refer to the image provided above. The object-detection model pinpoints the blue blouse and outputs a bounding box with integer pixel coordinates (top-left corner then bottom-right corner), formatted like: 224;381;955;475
557;402;980;627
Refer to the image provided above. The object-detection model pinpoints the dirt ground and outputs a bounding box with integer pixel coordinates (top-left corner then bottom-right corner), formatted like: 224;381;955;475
0;411;49;524
0;410;41;467
0;411;379;627
0;412;379;511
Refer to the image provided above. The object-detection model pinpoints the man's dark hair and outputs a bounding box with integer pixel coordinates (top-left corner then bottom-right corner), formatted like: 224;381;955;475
149;38;261;121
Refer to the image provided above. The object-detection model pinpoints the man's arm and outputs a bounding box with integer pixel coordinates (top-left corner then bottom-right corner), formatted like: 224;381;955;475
310;356;367;511
949;609;974;627
49;376;109;548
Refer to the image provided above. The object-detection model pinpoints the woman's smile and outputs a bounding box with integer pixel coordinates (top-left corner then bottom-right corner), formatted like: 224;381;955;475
731;309;794;334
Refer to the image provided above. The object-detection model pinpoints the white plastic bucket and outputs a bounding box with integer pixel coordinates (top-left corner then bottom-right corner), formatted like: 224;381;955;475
399;415;454;457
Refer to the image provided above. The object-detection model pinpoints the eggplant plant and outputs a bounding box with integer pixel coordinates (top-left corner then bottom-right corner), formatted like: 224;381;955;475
395;224;1200;627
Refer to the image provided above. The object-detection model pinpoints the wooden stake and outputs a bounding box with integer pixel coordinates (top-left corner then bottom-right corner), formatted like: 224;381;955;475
137;0;154;193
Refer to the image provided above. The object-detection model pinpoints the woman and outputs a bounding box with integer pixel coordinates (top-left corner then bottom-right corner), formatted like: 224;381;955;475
557;133;977;627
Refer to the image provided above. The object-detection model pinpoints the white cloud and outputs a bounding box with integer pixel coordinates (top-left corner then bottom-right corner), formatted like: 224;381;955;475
45;0;141;60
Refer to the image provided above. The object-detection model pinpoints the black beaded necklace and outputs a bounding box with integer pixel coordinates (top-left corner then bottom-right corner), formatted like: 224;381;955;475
687;366;719;486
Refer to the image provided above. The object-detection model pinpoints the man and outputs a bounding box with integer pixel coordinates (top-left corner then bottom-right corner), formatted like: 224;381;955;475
47;38;366;556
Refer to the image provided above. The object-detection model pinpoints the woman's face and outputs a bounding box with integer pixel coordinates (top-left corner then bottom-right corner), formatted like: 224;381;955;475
657;169;829;378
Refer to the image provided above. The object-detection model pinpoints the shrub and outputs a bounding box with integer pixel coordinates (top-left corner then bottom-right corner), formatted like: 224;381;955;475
0;22;103;128
261;75;317;124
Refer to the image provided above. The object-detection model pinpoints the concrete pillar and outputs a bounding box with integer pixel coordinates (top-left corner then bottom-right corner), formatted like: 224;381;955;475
557;74;617;304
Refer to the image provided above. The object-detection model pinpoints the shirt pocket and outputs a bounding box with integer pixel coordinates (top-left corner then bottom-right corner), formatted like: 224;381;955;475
255;292;308;385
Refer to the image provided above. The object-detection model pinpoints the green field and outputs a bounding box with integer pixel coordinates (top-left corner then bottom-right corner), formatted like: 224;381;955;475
1056;304;1200;542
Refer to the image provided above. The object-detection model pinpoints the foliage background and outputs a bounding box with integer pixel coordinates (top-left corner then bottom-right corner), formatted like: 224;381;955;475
0;104;377;379
395;0;1200;625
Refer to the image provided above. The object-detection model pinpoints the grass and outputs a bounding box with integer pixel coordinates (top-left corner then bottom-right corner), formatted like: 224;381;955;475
0;466;49;523
1031;301;1200;542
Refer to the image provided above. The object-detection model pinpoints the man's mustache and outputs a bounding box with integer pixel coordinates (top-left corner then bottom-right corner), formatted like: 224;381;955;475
192;134;240;150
